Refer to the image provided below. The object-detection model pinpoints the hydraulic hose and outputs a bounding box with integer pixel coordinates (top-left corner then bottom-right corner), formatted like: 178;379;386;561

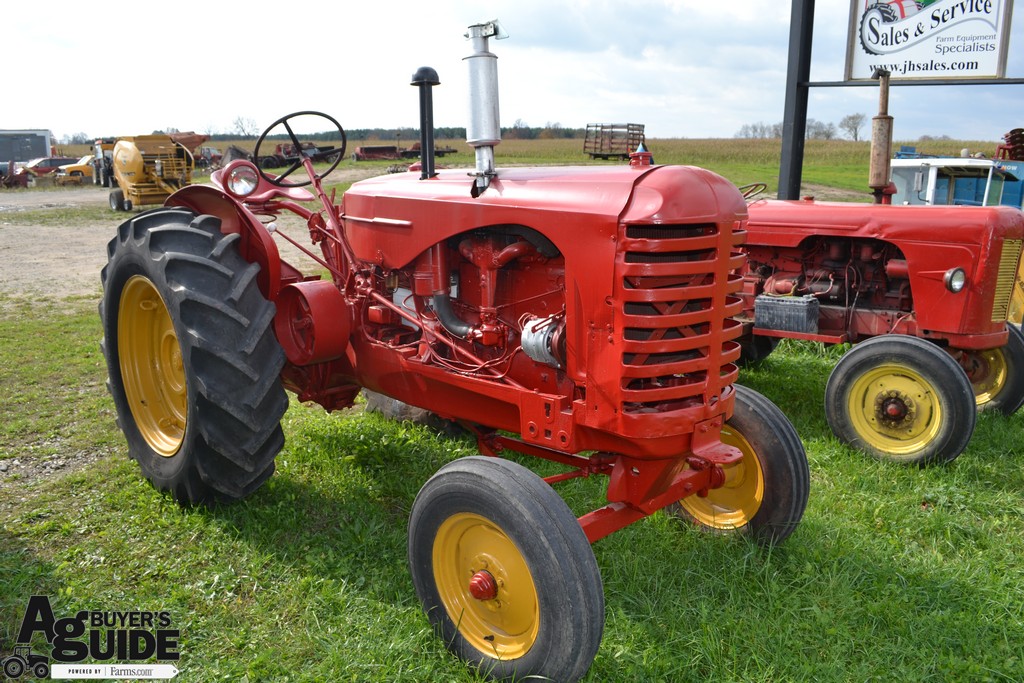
432;293;474;338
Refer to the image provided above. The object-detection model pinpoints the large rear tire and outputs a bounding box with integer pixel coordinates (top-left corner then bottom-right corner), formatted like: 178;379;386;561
100;208;288;503
3;658;24;679
668;385;809;545
825;335;975;465
959;323;1024;416
408;457;604;683
362;389;466;437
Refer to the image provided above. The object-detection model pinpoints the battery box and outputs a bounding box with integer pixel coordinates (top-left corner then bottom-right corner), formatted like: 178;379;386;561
754;294;819;334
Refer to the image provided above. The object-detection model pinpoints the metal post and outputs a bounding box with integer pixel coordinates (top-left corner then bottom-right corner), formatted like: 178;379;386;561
778;0;814;200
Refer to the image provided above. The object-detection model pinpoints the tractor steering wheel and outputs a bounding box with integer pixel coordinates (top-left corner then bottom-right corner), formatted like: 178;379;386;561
253;111;347;188
738;182;769;200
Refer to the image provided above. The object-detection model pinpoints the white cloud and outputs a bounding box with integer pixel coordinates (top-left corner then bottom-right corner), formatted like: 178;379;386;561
6;0;1023;142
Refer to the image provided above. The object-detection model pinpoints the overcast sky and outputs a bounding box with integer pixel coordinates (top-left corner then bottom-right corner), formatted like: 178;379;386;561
7;1;1023;144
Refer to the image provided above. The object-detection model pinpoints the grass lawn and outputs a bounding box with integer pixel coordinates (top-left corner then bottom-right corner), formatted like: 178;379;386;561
1;301;1021;682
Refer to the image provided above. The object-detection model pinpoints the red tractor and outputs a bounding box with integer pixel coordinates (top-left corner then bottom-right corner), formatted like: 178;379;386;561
736;193;1024;465
99;22;808;682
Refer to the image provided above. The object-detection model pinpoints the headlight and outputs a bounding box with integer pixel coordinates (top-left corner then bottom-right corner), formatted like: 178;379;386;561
944;268;967;293
226;163;260;197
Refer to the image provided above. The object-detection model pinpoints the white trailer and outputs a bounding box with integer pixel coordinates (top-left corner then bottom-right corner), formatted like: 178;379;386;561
0;129;52;165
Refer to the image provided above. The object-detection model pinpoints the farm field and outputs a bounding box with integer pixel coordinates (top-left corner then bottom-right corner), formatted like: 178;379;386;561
1;139;1022;682
54;134;1006;199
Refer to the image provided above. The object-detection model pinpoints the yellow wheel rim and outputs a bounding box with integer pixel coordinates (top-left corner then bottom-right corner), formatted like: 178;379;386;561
846;362;941;459
678;425;764;530
432;513;539;659
118;275;187;457
967;348;1007;408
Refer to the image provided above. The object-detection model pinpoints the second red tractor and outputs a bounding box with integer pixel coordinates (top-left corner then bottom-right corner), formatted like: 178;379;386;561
736;194;1024;464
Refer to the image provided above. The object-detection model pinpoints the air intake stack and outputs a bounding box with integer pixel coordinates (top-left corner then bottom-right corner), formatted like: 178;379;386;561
465;20;506;195
411;66;440;180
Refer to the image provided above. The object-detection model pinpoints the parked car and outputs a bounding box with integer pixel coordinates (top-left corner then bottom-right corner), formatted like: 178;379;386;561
17;156;80;177
56;155;96;184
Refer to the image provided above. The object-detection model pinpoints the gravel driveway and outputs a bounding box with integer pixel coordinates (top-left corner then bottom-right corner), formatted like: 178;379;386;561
0;185;113;301
0;167;389;303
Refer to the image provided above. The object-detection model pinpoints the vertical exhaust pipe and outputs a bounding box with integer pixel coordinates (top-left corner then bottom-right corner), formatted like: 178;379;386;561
869;68;894;204
465;20;506;195
411;67;440;180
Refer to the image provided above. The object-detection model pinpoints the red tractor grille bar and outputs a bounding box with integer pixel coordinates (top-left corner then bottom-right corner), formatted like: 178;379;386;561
617;222;744;413
992;238;1022;322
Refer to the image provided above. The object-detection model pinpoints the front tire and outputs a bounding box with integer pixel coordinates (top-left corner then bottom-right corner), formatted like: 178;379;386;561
668;385;809;545
100;208;288;503
958;324;1024;415
408;457;604;683
825;335;976;465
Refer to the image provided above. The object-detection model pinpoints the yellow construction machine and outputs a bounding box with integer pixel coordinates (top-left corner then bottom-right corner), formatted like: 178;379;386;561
109;135;193;211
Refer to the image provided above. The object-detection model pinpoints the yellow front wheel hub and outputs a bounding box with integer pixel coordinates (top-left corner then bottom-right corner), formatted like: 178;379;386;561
846;362;940;458
432;513;539;659
678;425;764;530
118;275;187;457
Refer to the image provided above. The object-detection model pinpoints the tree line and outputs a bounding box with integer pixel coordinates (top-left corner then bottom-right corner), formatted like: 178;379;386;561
736;114;868;141
223;117;589;141
207;126;589;142
61;112;920;145
55;121;591;146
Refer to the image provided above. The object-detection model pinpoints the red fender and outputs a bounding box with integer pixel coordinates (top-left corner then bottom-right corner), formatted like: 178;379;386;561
165;185;287;301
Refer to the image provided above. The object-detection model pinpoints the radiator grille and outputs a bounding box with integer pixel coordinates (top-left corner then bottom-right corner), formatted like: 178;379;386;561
617;222;744;413
992;239;1022;322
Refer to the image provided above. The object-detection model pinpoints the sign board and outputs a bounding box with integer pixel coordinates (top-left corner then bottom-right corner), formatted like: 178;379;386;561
846;0;1014;80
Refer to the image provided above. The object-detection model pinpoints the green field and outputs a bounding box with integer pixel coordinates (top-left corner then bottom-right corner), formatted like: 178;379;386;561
2;141;1022;682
